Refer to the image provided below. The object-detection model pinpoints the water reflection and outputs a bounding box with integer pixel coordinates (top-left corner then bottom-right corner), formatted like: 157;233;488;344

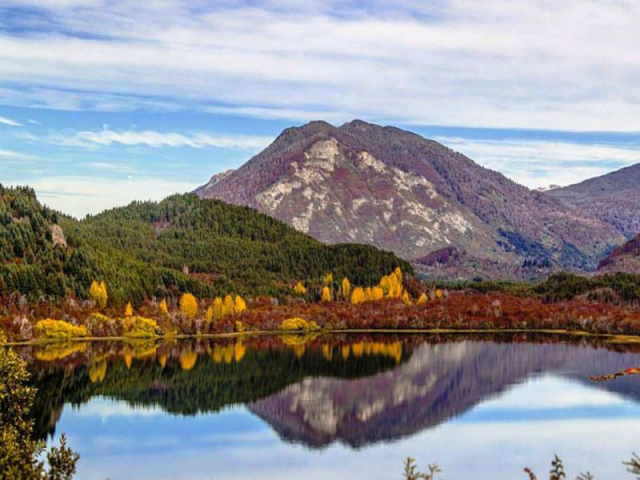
19;333;640;451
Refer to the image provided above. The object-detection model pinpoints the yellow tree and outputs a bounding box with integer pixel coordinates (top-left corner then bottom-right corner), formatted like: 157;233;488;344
394;267;403;284
351;287;365;305
212;297;224;320
89;280;108;309
417;292;428;305
379;275;389;294
321;286;332;302
364;287;373;302
99;281;108;306
323;272;333;286
234;295;247;313
180;293;198;319
402;290;411;304
341;277;351;300
158;299;169;316
223;295;235;316
293;282;307;295
372;286;384;301
205;305;214;322
124;302;133;317
89;281;101;304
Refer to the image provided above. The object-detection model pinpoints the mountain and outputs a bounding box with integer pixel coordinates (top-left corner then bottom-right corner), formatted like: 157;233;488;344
197;120;624;278
0;186;409;306
597;233;640;274
548;163;640;238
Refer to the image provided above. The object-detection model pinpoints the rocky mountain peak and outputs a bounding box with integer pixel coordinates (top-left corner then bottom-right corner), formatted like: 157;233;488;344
197;120;625;279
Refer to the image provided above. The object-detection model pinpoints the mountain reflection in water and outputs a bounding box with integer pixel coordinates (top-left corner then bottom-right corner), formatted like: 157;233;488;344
20;334;640;450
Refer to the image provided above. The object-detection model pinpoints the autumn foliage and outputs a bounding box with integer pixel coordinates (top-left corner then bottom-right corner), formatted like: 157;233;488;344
180;293;198;319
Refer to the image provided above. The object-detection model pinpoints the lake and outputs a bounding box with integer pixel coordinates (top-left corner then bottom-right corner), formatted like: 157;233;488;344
19;334;640;479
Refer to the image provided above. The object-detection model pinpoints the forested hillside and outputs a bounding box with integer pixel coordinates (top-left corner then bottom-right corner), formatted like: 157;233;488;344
0;186;410;307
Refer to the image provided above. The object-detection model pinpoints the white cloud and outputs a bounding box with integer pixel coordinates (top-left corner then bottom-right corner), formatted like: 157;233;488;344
2;0;640;130
41;128;273;150
7;176;198;217
0;115;22;127
436;136;640;187
0;148;38;161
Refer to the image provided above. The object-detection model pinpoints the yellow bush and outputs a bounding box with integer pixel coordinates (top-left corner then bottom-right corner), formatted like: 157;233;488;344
35;319;88;340
436;289;444;299
281;317;310;331
180;293;198;319
293;282;307;295
235;321;245;332
123;316;159;338
124;302;133;317
323;272;333;286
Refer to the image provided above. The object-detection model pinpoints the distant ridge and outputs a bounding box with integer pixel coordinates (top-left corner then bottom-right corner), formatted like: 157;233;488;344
597;233;640;274
549;163;640;238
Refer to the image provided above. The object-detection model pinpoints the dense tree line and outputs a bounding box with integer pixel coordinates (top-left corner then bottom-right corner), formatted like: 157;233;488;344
0;187;411;307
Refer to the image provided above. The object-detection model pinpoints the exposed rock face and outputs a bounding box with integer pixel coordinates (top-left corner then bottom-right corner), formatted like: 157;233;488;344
50;224;67;248
549;163;640;239
198;120;624;277
249;341;640;449
597;233;640;274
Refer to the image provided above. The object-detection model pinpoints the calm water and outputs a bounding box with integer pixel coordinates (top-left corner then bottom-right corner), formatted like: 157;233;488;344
19;334;640;479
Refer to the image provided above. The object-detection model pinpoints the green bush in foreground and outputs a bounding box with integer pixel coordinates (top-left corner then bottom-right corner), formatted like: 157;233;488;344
0;332;79;479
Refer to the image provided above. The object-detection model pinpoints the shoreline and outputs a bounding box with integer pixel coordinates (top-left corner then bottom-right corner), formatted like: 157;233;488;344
6;327;640;347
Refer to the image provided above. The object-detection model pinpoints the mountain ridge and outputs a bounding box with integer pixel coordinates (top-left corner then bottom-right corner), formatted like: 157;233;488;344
548;163;640;238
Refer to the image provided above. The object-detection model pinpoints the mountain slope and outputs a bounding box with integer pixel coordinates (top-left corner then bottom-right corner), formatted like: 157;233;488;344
548;163;640;238
597;233;640;274
197;120;623;277
0;186;409;306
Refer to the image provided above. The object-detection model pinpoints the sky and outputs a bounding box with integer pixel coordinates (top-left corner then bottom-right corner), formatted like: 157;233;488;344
2;0;640;217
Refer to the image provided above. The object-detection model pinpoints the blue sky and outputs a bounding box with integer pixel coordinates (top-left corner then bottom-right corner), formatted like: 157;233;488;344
2;0;640;217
